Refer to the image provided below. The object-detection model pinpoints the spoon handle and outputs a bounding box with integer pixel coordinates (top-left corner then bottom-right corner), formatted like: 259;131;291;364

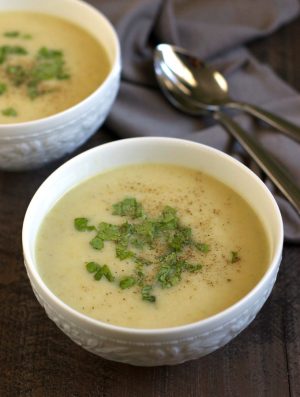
227;102;300;144
214;111;300;215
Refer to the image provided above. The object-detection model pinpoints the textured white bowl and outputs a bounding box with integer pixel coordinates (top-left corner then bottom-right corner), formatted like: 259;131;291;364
0;0;120;170
22;137;283;366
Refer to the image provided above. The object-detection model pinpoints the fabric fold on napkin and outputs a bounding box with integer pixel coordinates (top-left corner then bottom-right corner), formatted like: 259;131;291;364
89;0;300;241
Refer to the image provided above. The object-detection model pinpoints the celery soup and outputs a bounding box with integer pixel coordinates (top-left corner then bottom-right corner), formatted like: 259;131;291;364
0;12;110;123
36;163;270;329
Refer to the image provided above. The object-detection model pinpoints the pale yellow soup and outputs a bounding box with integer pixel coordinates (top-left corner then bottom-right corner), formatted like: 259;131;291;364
0;12;110;123
36;164;270;329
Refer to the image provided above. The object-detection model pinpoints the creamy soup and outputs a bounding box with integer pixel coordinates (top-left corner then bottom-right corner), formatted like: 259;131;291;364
0;12;110;123
36;164;270;329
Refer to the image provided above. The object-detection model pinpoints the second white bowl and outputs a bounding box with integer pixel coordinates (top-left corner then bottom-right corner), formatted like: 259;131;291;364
0;0;121;170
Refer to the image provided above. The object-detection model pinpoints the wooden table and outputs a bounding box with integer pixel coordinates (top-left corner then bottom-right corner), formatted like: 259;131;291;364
1;9;300;397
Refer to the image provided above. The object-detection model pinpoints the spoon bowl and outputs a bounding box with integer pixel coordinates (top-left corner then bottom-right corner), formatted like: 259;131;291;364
155;44;229;109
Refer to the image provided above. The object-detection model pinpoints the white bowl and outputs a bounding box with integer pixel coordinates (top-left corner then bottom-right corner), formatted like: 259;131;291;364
22;137;283;366
0;0;120;171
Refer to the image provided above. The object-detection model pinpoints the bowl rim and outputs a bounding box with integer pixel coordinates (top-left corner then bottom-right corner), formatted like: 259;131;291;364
0;0;121;133
22;137;284;337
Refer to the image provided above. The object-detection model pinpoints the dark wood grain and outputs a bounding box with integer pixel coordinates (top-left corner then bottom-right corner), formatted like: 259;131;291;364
1;6;300;397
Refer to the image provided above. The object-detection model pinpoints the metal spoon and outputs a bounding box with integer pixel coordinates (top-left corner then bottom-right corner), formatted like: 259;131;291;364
154;44;300;215
155;43;300;144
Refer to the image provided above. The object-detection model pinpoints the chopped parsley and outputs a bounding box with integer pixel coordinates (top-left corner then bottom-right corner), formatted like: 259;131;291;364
0;45;27;64
85;262;114;282
119;277;136;289
0;44;70;103
195;242;210;253
3;31;32;39
32;47;70;81
86;262;99;273
89;236;104;250
6;65;27;86
76;198;209;303
157;252;195;288
74;217;95;231
112;197;144;219
168;227;192;252
75;197;239;304
101;265;115;282
116;245;134;260
97;222;120;241
26;47;70;98
141;285;156;303
4;31;20;38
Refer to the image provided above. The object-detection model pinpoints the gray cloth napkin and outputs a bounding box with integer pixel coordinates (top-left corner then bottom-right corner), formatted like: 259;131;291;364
89;0;300;242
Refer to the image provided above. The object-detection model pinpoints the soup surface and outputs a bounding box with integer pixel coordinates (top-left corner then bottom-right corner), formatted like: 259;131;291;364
0;12;110;123
36;164;270;329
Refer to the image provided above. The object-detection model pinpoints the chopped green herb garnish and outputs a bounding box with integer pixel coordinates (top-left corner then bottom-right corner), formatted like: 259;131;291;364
116;245;134;260
230;251;240;263
94;267;104;280
31;59;66;81
0;83;6;95
27;81;39;99
29;47;71;84
3;31;32;40
0;45;70;99
86;261;100;273
22;34;32;40
160;206;178;225
119;277;136;289
74;218;95;231
157;252;185;288
6;65;27;86
112;197;144;219
118;222;135;245
0;45;27;64
2;107;17;117
142;285;156;303
90;236;104;250
97;222;120;241
134;256;151;267
186;263;203;273
37;47;63;59
76;198;209;303
131;219;156;249
168;227;192;252
133;259;146;286
195;242;210;253
101;264;115;282
88;262;114;282
4;31;20;38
